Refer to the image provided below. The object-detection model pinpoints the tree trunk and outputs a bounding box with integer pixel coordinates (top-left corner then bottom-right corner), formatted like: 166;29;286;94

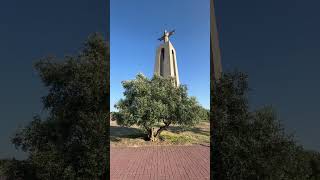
147;128;156;142
150;128;155;142
147;121;171;141
155;122;171;138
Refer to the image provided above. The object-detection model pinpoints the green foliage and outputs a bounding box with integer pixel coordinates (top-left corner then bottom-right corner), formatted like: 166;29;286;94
200;107;210;121
0;159;37;180
211;71;320;179
114;74;204;141
10;33;109;179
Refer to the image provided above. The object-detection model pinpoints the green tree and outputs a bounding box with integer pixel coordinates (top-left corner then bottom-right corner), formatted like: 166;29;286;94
10;33;109;179
114;74;204;141
199;107;210;122
308;151;320;180
0;158;37;180
211;71;318;179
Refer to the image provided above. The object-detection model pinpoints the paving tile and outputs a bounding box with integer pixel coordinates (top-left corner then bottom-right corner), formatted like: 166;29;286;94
110;145;209;180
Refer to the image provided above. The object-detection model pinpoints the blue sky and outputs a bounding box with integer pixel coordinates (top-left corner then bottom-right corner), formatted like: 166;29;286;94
110;0;210;111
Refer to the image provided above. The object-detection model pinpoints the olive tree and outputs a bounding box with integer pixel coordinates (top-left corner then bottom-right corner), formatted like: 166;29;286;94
114;74;204;141
10;33;109;179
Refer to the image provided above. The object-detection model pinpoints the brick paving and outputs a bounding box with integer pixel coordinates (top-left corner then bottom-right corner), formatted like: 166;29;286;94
110;145;210;180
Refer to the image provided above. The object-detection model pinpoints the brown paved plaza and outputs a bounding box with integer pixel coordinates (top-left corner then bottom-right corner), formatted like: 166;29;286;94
110;145;210;180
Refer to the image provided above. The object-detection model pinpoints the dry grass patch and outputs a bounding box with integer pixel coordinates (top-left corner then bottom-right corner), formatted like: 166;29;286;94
110;120;210;147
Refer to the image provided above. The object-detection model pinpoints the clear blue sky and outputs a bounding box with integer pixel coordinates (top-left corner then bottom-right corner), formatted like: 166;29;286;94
110;0;210;112
216;0;320;151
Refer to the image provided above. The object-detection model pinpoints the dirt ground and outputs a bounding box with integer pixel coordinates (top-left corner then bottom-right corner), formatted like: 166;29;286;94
110;120;210;147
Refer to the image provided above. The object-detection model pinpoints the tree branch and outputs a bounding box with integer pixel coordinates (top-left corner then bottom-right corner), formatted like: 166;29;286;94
155;120;171;137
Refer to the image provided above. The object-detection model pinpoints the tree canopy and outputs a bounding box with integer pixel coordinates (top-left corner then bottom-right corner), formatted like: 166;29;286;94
211;71;320;179
8;33;109;179
114;74;205;141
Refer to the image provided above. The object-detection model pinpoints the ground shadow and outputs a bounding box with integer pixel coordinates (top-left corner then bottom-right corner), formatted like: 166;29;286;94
110;125;148;141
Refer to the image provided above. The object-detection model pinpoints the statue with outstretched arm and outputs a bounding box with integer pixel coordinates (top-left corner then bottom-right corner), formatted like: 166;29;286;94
158;30;175;42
